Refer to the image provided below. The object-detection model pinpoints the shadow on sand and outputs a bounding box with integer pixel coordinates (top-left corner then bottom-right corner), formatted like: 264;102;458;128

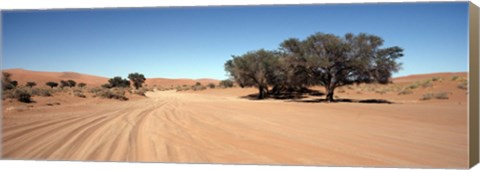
241;89;393;104
241;89;325;101
293;98;393;104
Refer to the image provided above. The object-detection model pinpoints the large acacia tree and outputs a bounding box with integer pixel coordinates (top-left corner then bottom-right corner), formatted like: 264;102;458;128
282;33;403;102
225;49;278;99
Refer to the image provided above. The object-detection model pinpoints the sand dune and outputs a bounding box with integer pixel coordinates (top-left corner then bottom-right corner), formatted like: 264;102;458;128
392;72;467;83
2;69;219;87
145;78;219;88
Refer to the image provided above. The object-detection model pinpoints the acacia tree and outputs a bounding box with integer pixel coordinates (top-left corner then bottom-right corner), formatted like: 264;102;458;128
128;73;146;90
225;49;278;99
108;76;130;88
26;82;37;88
284;33;403;102
46;82;59;88
2;72;17;90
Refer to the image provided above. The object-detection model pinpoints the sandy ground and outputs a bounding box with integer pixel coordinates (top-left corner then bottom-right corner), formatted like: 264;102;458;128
2;86;468;168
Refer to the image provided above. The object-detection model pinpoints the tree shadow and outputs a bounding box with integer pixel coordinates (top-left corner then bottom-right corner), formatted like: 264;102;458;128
294;98;393;104
240;89;325;100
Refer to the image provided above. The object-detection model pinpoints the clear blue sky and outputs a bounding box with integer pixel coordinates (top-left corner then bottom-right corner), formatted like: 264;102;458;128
1;2;469;79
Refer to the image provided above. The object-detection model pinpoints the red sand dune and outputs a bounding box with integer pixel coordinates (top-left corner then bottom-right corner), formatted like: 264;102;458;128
392;72;467;83
2;68;219;88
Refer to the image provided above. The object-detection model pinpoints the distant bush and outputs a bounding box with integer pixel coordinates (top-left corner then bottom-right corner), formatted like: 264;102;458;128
94;88;128;101
397;89;413;95
26;82;37;88
176;85;190;92
32;88;53;97
431;77;442;82
451;76;460;81
2;72;18;90
74;91;86;98
207;83;216;89
60;80;76;88
195;82;202;86
89;87;103;94
108;76;130;88
191;85;207;91
421;92;449;100
128;73;146;90
46;82;59;88
6;88;34;103
218;79;234;88
458;80;468;90
77;83;87;88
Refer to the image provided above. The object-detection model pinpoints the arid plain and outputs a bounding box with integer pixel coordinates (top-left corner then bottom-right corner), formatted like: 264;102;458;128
2;69;468;168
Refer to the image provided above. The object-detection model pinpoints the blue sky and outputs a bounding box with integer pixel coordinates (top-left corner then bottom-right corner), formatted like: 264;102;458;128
1;2;469;79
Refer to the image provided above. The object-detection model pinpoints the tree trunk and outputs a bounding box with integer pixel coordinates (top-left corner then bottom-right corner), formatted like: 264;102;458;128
258;86;266;99
325;86;335;102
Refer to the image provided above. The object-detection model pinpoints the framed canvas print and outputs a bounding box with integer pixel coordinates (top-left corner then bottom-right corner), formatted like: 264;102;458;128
1;1;479;169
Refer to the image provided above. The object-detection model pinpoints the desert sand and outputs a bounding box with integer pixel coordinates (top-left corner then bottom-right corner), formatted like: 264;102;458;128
1;72;469;168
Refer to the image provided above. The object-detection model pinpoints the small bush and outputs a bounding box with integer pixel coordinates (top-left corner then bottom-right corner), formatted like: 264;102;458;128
434;92;450;99
431;77;442;82
218;79;234;88
458;81;468;90
46;82;59;88
77;83;87;88
421;92;449;100
398;89;413;95
94;88;128;101
191;85;207;91
74;91;86;98
451;76;460;81
207;83;216;89
14;88;33;103
32;88;53;97
26;82;37;88
406;83;419;90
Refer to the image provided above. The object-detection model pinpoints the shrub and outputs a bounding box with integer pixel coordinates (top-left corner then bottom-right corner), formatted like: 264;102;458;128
458;81;468;90
60;80;76;88
421;92;449;100
67;80;77;87
191;85;207;91
89;87;103;94
176;85;190;92
431;77;442;82
108;76;130;88
128;73;146;90
2;72;18;90
218;79;234;88
451;76;460;81
434;92;450;99
14;88;33;103
26;82;37;88
207;83;216;89
46;82;59;88
101;83;112;89
398;89;413;95
420;80;433;88
77;83;87;88
406;83;419;90
32;88;53;97
94;88;128;101
74;91;86;98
